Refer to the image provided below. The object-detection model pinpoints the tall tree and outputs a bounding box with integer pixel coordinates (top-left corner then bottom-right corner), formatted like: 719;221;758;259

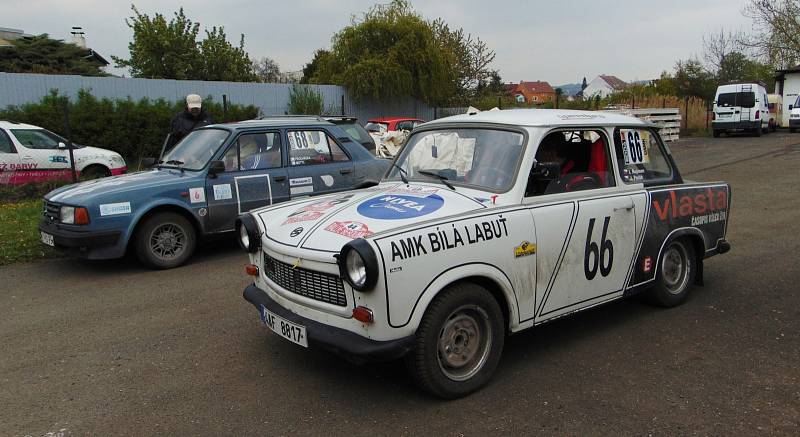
301;49;330;83
430;18;495;102
673;59;716;101
703;29;744;72
113;5;256;82
742;0;800;68
0;34;109;76
198;27;256;82
253;56;281;83
309;0;455;105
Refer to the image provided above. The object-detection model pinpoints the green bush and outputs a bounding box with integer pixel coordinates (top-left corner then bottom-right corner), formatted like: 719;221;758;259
0;90;261;167
287;84;324;115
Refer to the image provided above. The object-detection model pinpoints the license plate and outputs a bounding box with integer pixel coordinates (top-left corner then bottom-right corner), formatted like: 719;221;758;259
718;113;732;118
259;305;308;347
40;231;54;247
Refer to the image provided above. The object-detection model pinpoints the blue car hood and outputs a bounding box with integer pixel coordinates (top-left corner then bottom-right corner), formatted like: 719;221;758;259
46;168;198;203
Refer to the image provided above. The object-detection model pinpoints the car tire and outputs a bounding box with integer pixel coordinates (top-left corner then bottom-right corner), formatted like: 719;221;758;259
712;130;721;138
646;239;696;308
80;165;111;180
754;127;762;137
134;212;196;269
791;128;797;133
405;282;505;399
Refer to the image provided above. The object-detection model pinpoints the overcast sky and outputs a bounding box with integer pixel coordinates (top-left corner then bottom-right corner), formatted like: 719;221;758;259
4;0;755;85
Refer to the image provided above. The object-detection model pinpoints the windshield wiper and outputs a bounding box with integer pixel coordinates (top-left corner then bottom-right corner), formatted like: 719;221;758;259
391;161;409;184
418;169;455;190
164;160;184;166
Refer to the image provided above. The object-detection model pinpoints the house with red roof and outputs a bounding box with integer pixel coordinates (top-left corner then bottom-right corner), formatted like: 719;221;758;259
505;81;556;104
583;75;629;99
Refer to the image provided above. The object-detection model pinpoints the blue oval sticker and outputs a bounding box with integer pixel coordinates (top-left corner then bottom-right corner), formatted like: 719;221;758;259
357;194;444;220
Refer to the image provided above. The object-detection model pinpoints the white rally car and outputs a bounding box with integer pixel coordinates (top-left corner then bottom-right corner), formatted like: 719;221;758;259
236;109;731;398
0;121;127;184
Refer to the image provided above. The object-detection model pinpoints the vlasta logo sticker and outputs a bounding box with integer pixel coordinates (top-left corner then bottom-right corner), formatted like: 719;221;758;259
357;194;444;220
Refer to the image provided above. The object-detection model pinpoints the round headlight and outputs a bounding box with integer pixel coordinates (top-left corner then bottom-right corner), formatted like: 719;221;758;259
338;239;378;291
346;249;367;288
236;215;260;253
239;224;250;250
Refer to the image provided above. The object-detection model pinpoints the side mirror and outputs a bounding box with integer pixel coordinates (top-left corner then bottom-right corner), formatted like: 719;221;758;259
790;105;794;111
57;142;67;149
141;157;156;168
531;161;561;180
208;160;226;178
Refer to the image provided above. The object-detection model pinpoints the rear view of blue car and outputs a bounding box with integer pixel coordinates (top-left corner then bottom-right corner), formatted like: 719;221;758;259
38;117;390;269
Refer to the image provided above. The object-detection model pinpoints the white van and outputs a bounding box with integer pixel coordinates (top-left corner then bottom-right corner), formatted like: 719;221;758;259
712;83;770;137
787;95;800;133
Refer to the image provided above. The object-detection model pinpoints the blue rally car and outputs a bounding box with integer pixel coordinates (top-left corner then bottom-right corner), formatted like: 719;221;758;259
38;117;390;269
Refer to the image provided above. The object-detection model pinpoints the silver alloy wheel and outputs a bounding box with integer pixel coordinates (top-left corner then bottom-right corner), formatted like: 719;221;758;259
662;243;690;294
149;223;186;261
437;305;492;382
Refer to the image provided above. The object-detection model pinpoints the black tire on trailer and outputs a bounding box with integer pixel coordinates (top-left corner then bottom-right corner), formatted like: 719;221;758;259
645;238;697;308
405;282;505;399
134;212;196;269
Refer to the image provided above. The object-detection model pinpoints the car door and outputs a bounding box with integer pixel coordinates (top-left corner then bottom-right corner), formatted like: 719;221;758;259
524;128;638;322
285;128;355;198
0;129;21;184
8;128;71;175
205;131;290;233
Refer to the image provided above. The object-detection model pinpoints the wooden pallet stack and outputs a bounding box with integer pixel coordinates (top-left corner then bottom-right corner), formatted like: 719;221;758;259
610;108;681;142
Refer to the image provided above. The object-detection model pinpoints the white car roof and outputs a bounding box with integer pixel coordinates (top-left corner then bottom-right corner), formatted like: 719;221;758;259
0;121;42;130
424;109;648;128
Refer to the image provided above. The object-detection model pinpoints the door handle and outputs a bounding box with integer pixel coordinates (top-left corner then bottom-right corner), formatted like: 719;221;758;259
21;155;33;160
273;175;286;182
614;202;635;212
339;168;352;175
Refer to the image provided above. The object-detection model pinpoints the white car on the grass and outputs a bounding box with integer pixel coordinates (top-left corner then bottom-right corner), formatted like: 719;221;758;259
0;121;127;184
237;109;731;398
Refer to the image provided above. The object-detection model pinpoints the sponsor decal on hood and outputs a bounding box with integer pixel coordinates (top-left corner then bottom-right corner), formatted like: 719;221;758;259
257;183;488;253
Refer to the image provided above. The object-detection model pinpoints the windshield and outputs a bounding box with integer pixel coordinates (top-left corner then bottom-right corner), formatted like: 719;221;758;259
11;129;83;149
339;122;373;145
365;122;388;134
161;128;230;170
717;92;755;108
386;128;525;192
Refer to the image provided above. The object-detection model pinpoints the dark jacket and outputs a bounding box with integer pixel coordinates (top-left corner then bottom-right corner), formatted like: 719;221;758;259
169;109;214;147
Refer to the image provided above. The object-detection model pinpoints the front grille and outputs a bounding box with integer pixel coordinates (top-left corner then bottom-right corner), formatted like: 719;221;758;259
263;254;347;307
43;201;60;223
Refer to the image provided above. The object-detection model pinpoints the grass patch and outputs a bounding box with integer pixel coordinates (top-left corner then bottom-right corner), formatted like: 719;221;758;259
0;199;57;266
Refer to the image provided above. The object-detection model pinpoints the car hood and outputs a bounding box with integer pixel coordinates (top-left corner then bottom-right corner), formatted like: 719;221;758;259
45;168;196;203
256;182;489;253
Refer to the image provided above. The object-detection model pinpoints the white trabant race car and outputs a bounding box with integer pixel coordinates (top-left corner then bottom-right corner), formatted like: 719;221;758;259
237;109;731;398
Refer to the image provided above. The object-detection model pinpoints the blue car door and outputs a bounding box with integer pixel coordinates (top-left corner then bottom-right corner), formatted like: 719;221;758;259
285;128;355;198
205;131;290;232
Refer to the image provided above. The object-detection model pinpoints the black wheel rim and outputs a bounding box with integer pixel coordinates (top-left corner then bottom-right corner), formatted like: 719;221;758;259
148;223;187;261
